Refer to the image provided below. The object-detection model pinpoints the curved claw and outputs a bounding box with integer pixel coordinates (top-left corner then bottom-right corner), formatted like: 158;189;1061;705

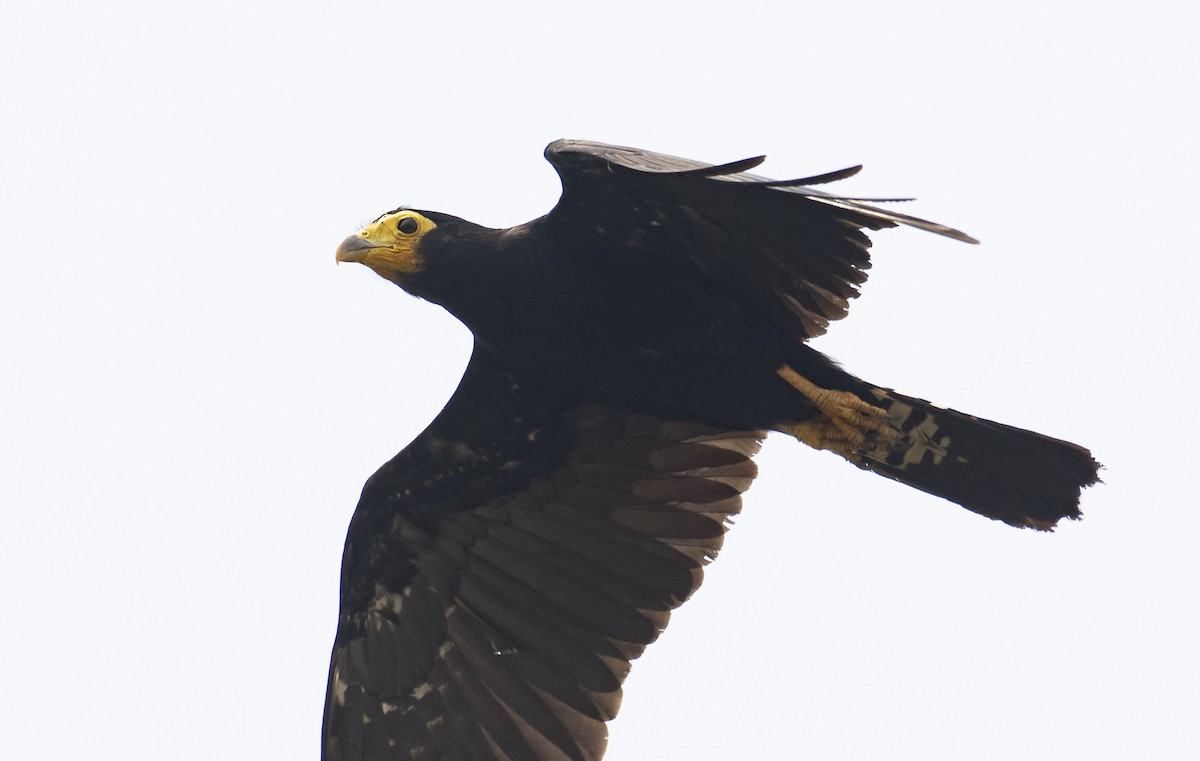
776;364;903;460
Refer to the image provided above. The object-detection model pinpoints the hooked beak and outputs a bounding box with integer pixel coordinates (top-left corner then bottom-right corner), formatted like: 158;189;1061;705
335;234;383;264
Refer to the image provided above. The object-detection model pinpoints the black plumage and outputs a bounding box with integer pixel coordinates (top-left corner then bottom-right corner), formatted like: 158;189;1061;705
325;140;1100;761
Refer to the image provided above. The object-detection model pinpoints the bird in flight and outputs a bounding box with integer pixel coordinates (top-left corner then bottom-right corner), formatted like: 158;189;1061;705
326;140;1100;761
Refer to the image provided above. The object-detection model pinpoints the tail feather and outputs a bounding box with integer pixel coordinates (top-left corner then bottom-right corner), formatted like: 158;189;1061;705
860;387;1101;529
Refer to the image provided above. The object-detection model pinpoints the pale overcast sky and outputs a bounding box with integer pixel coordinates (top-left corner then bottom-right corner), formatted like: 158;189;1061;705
2;2;1197;759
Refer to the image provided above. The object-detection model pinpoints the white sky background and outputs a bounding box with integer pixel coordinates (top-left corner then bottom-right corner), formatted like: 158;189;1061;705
2;2;1197;759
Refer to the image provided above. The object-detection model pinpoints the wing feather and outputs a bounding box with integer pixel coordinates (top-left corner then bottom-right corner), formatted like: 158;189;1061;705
544;139;976;340
323;348;764;761
444;604;589;761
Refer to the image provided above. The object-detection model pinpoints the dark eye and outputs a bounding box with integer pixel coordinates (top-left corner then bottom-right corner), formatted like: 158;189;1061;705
397;216;419;235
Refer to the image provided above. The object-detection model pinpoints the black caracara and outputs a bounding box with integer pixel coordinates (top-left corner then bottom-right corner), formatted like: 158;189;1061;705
325;140;1100;761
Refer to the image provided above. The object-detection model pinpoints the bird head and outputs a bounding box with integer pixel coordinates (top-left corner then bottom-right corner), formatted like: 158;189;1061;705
335;209;438;285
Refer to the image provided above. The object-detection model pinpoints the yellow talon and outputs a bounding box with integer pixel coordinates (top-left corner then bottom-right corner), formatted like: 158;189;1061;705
776;365;901;460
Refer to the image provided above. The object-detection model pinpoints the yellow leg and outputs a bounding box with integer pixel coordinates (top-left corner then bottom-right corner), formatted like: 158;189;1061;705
776;365;900;462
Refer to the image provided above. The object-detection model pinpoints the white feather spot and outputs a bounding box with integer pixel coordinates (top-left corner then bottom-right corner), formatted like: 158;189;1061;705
331;665;348;706
411;681;433;700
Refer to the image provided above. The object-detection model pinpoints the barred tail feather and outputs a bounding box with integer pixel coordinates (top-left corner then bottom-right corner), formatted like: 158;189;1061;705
860;387;1101;530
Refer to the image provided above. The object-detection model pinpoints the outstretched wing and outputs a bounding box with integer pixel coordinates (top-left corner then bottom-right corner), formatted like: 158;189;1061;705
544;139;976;341
323;348;764;761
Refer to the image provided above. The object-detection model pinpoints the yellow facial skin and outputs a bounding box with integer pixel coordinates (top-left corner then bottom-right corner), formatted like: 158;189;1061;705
335;210;437;283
